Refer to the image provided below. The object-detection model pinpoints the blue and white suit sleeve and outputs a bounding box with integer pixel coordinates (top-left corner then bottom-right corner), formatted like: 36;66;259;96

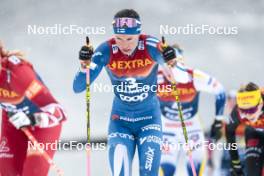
146;36;165;65
193;69;226;120
73;42;110;93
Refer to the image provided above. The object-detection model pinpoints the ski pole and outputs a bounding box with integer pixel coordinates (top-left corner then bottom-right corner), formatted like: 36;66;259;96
161;36;198;176
85;36;92;176
22;127;64;176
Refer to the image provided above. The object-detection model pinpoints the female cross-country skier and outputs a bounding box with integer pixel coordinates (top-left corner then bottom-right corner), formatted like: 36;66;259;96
73;9;177;176
0;41;67;176
157;44;226;176
225;82;264;176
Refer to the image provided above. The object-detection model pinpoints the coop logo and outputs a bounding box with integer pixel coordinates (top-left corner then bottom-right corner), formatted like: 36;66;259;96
108;58;153;70
120;92;148;102
145;147;155;171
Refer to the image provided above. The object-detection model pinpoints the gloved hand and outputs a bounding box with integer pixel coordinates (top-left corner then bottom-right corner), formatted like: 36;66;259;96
79;45;93;61
79;44;94;70
230;160;244;176
160;36;177;67
162;46;176;63
8;111;35;129
210;119;223;141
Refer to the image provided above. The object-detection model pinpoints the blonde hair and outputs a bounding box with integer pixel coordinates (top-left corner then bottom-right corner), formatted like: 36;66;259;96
0;40;27;60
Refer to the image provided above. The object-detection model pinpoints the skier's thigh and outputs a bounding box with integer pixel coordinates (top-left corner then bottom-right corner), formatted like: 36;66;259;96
108;124;136;176
22;124;62;176
0;113;27;176
137;125;162;176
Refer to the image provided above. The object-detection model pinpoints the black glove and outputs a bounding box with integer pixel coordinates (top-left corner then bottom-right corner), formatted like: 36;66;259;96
210;119;223;141
162;46;176;62
79;45;94;61
230;160;244;176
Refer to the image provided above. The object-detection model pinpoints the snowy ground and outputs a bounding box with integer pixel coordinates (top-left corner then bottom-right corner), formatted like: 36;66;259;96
52;148;190;176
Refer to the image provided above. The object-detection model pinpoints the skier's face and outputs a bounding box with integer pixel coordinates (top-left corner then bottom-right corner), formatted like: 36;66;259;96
114;34;139;55
239;102;263;122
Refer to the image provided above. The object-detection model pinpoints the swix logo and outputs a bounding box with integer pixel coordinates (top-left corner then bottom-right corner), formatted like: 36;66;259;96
145;147;155;171
108;58;153;70
0;138;10;153
0;88;19;99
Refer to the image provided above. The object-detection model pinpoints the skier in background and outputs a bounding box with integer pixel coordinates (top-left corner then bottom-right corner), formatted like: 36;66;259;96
225;82;264;176
157;44;226;176
0;41;67;175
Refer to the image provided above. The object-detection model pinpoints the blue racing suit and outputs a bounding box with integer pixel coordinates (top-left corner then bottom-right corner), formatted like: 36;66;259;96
73;34;165;176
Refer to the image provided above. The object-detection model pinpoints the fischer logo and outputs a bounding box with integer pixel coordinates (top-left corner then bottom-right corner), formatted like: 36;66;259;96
139;136;162;145
145;147;155;171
